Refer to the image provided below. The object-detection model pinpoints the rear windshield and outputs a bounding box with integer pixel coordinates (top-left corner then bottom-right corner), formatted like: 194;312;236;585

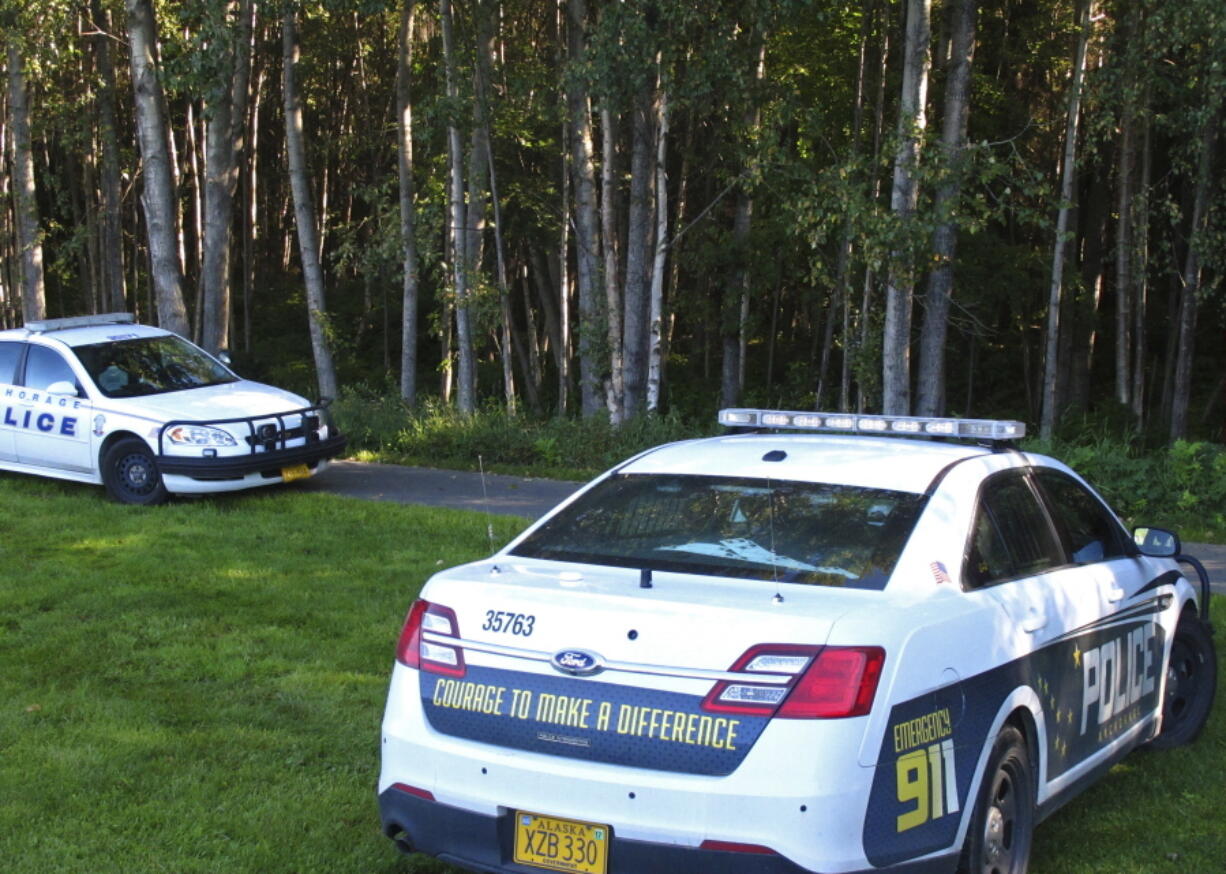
73;335;237;398
511;474;925;590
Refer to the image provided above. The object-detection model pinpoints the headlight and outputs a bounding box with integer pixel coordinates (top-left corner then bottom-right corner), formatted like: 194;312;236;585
166;425;237;447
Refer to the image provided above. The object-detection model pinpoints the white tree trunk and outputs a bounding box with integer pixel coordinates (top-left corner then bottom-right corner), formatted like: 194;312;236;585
397;0;420;405
646;87;669;414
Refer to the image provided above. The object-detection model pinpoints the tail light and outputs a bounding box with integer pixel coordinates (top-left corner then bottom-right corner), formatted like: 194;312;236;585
702;644;884;719
395;599;466;677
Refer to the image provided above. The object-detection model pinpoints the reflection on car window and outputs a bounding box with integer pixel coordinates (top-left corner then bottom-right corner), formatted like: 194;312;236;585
966;474;1063;588
24;345;79;393
1034;469;1127;564
510;474;925;590
0;341;21;384
73;336;236;398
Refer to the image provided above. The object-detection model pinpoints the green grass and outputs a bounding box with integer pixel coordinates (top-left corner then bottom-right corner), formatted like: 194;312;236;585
0;473;1222;873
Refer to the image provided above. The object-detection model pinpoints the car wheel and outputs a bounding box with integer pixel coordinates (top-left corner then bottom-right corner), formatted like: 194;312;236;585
1147;616;1216;750
102;438;169;506
959;725;1033;874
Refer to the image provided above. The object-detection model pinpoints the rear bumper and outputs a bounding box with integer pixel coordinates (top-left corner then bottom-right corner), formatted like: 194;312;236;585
156;433;347;479
377;785;956;874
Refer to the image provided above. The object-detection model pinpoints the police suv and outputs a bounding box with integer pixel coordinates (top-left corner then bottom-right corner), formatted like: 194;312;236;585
378;409;1218;874
0;313;345;504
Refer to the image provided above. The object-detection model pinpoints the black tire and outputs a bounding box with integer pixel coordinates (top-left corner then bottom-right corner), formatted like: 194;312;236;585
101;437;168;506
959;725;1034;874
1147;616;1216;750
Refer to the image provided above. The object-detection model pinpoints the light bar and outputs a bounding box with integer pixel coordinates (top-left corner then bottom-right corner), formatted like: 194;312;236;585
25;312;135;333
718;408;1026;441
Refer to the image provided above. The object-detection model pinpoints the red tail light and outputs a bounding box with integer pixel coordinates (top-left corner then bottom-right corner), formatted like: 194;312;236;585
702;644;884;720
395;599;466;677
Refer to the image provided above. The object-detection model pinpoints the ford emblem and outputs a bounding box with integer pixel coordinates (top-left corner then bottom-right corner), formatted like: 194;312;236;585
550;648;604;676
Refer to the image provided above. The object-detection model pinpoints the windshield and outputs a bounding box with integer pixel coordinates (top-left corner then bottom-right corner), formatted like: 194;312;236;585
511;474;925;590
74;335;237;398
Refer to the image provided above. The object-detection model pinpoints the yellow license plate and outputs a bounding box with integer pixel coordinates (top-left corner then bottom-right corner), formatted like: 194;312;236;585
280;464;310;482
513;811;610;874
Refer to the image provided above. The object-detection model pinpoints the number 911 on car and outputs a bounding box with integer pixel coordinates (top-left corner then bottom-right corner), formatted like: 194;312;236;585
378;409;1217;874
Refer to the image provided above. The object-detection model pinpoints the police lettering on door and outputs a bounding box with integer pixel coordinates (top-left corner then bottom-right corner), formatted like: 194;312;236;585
2;387;82;436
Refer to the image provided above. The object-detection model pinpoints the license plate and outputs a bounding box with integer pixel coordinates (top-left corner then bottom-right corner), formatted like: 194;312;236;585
513;811;609;874
280;464;310;482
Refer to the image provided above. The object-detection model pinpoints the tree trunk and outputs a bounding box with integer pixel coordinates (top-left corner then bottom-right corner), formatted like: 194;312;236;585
881;0;931;416
1131;87;1152;421
566;0;603;418
601;106;624;423
1169;102;1221;442
201;0;253;354
621;83;655;418
441;0;476;413
397;0;420;405
1040;0;1093;441
915;0;975;417
646;85;668;414
282;7;337;399
1113;7;1140;408
125;0;188;335
89;0;127;313
7;40;45;323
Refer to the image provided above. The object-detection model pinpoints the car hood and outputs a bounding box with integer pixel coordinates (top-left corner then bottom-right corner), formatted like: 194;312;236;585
106;380;314;423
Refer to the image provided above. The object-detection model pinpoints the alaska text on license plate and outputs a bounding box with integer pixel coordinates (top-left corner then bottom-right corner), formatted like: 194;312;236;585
513;811;609;874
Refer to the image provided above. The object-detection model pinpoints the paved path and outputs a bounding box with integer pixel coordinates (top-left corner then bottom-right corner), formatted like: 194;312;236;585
302;460;1226;597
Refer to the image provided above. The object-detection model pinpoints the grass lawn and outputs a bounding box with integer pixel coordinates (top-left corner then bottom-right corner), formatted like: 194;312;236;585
1;473;1222;873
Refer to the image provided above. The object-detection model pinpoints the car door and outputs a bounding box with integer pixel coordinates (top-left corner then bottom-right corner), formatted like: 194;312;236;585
1031;468;1165;753
14;343;93;472
964;470;1115;783
0;341;24;461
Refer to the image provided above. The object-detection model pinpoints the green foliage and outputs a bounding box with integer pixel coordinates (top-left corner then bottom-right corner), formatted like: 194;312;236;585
332;386;713;477
1025;435;1226;540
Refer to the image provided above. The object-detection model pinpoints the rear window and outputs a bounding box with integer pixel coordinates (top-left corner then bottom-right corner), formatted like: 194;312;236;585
511;474;924;590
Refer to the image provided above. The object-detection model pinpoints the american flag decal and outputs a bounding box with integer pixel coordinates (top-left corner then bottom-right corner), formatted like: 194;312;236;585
930;561;952;584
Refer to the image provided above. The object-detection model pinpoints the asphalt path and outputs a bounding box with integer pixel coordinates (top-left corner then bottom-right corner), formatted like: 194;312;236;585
302;459;1226;596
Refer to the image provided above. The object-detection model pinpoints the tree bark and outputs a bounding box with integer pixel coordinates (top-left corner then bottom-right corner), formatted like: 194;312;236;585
881;0;931;416
88;0;127;313
441;0;476;412
566;0;603;418
125;0;189;334
601;106;624;423
7;39;45;323
621;83;655;418
1040;0;1093;440
915;0;975;417
646;84;668;414
1169;101;1221;442
397;0;420;405
282;7;337;399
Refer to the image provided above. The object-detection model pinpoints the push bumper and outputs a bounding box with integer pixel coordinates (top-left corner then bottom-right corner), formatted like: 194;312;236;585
157;433;347;479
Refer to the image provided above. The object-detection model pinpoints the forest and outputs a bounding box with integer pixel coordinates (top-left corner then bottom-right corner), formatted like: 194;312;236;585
1;0;1224;444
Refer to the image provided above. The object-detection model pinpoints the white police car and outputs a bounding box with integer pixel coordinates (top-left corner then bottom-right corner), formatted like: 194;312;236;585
0;313;345;504
378;409;1216;874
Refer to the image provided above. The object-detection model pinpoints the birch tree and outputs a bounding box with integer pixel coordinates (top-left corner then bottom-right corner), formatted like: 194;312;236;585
6;37;45;322
397;0;420;406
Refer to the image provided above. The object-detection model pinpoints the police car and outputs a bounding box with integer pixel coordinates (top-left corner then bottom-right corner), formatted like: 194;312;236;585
378;408;1216;874
0;313;345;504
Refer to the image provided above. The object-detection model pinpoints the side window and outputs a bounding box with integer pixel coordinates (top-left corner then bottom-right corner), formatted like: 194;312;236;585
23;345;80;394
965;474;1063;588
1034;469;1128;564
0;341;21;384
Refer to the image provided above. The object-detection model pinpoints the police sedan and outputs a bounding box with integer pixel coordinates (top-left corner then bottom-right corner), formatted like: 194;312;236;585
0;313;345;504
377;408;1216;874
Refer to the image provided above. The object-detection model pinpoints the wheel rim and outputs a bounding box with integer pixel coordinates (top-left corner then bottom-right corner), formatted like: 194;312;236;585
981;760;1023;874
117;452;156;496
1163;635;1203;729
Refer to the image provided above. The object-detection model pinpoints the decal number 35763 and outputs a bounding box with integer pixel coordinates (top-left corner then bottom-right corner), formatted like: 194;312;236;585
483;610;535;637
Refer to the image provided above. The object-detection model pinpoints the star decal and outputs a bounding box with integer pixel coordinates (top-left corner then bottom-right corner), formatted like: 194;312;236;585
1073;645;1082;668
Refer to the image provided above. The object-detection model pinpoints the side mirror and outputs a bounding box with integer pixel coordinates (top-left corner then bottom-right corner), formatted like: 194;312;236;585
46;380;79;398
1133;526;1181;558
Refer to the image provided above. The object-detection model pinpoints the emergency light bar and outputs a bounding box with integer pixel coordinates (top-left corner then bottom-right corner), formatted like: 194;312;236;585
25;312;136;333
718;408;1026;441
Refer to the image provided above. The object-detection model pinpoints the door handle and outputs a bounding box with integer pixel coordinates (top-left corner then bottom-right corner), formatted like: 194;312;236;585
1022;607;1047;633
1106;584;1125;603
